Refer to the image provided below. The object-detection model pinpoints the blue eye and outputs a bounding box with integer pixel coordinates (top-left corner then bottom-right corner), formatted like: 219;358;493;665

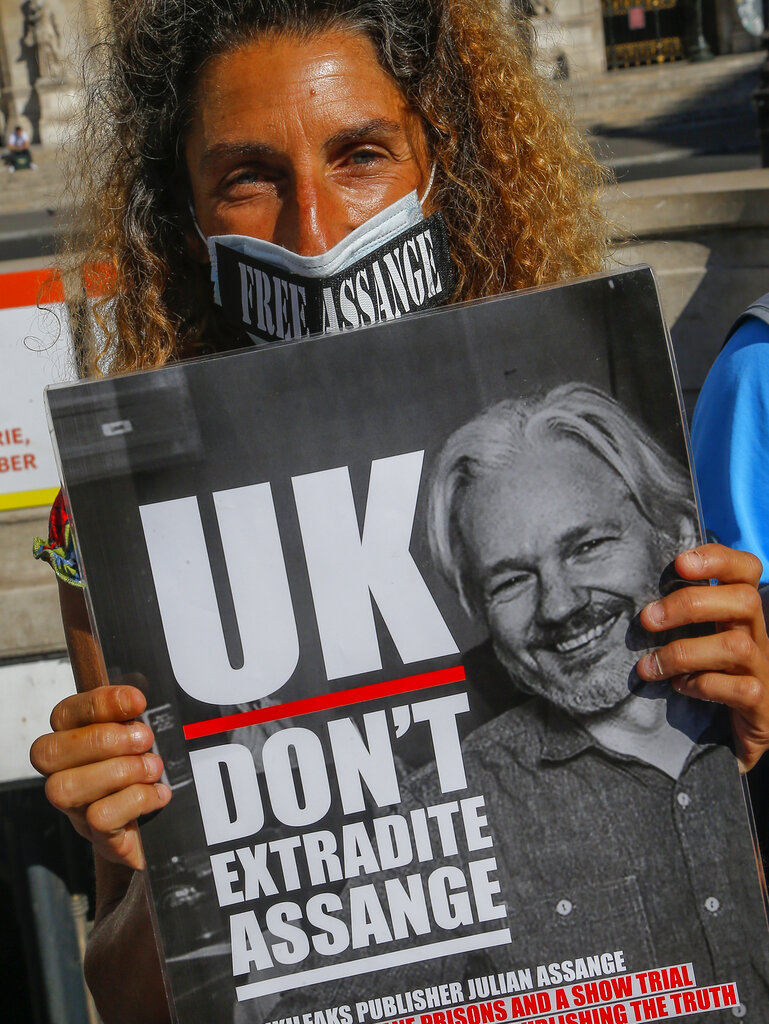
232;168;266;184
348;148;383;165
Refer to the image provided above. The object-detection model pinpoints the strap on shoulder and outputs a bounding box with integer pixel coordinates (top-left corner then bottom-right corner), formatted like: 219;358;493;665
724;293;769;348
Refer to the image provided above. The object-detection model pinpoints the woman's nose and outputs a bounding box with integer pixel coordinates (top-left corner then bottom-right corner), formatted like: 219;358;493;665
274;176;348;256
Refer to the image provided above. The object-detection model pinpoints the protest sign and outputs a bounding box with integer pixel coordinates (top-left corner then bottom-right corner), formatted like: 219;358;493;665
47;266;769;1023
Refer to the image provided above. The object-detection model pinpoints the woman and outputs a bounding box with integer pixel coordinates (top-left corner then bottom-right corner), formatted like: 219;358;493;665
30;1;769;1021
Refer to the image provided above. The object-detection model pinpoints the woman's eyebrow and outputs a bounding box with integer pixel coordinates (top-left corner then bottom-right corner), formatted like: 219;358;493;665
198;141;282;172
324;117;404;152
197;119;404;173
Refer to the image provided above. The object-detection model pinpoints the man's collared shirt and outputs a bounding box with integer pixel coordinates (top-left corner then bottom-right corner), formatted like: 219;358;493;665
393;698;769;1020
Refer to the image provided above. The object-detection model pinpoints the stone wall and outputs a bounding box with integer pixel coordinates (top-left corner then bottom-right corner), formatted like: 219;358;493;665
1;505;69;784
528;0;761;79
1;505;64;660
0;0;109;145
605;169;769;416
533;0;608;77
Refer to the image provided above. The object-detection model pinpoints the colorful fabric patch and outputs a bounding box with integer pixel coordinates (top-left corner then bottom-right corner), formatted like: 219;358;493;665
33;489;83;587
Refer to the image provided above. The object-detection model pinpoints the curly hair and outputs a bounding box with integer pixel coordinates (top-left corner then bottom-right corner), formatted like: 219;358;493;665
64;0;610;377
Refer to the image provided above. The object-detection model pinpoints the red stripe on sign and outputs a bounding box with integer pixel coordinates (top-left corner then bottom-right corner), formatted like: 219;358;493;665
0;268;64;308
0;263;113;309
183;665;466;740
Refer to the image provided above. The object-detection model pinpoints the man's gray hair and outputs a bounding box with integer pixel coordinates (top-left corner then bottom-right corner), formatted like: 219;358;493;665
427;382;697;613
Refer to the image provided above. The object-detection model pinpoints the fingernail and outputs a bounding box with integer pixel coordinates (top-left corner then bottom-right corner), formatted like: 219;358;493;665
644;600;665;626
639;651;663;679
672;674;691;693
128;722;150;747
681;548;705;573
155;783;171;802
143;753;162;777
115;688;131;717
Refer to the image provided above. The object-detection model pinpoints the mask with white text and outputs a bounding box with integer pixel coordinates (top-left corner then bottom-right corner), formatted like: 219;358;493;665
195;182;454;345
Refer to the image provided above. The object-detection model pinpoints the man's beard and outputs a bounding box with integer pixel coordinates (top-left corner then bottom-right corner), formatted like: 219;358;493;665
491;594;645;716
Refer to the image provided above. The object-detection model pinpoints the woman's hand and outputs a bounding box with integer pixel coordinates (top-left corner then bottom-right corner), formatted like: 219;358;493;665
636;543;769;772
29;684;171;870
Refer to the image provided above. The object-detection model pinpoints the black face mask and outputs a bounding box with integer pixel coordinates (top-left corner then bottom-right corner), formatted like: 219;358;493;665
196;186;455;345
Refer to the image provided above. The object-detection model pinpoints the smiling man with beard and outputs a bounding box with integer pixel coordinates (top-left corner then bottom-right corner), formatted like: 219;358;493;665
432;383;703;731
418;382;769;1014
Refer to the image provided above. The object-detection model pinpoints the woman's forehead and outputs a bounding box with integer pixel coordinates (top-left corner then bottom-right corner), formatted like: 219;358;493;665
189;28;412;133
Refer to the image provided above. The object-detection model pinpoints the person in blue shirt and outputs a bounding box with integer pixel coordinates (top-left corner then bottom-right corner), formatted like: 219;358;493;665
692;295;769;865
692;297;769;582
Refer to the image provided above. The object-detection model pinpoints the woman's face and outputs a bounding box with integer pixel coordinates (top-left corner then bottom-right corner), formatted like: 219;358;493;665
185;29;431;257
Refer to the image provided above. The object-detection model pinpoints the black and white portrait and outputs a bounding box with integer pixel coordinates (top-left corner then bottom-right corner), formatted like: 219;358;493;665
48;269;769;1023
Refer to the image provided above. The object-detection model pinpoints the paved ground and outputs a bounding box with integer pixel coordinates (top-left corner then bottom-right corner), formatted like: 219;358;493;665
570;51;766;179
0;146;64;214
0;146;72;260
564;51;764;131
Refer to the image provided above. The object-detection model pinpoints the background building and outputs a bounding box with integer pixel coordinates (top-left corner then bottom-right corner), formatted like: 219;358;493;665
0;0;109;145
527;0;763;75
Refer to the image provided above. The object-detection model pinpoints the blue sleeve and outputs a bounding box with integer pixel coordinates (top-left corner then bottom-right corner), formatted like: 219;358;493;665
691;317;769;583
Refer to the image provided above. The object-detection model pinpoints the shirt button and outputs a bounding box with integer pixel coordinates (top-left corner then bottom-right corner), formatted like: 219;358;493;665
677;792;691;808
704;896;720;913
555;899;573;916
731;1004;747;1018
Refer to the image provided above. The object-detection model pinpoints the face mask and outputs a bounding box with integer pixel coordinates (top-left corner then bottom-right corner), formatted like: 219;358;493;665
191;169;454;344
